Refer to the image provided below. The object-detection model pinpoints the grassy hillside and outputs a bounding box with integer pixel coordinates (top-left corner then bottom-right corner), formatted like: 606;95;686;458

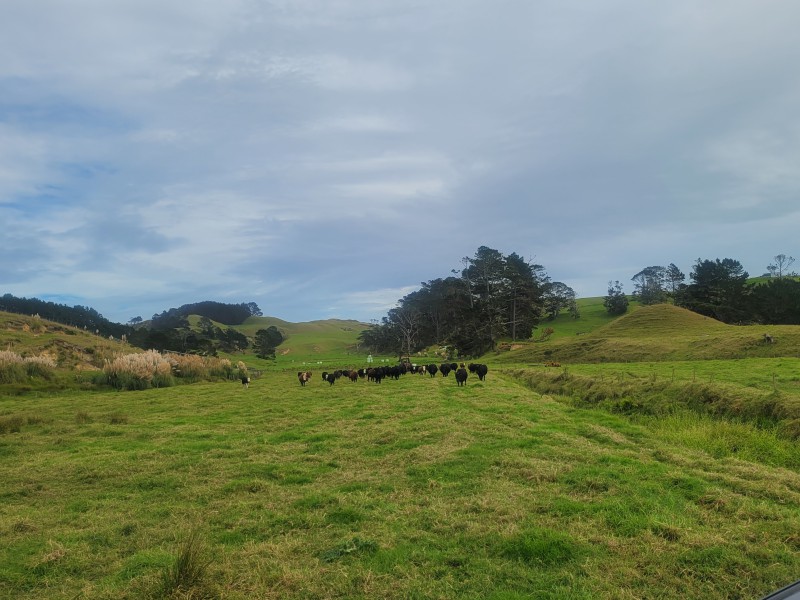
2;372;799;599
0;311;128;371
531;297;641;341
497;304;800;364
186;314;372;367
240;316;370;363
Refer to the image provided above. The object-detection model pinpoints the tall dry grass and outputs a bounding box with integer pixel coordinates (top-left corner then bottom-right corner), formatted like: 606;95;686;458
0;350;57;383
103;350;174;390
103;350;237;390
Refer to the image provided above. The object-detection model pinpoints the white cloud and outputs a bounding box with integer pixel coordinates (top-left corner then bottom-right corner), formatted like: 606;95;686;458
4;1;800;322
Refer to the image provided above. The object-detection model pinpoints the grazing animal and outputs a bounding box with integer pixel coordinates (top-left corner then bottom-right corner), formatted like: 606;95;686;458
324;372;337;385
764;333;775;344
427;364;438;377
297;371;312;386
241;375;251;388
455;367;468;386
473;364;488;381
439;363;451;377
348;370;358;382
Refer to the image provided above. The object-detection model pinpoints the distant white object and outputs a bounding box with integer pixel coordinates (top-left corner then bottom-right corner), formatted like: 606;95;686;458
367;354;373;363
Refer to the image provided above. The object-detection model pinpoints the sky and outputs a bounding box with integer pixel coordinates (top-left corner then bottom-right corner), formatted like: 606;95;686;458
2;1;800;324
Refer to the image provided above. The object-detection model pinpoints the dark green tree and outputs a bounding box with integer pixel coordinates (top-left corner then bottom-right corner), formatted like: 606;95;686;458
675;258;749;323
254;326;284;359
218;328;249;353
749;278;800;324
604;280;629;316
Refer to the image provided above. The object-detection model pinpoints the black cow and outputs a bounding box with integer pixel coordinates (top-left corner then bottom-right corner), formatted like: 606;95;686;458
455;367;468;386
469;363;488;381
439;363;451;377
427;364;438;377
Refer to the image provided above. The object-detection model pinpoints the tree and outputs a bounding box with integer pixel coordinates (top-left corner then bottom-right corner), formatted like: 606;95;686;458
543;282;577;320
503;253;547;340
361;246;549;358
254;326;284;359
388;305;422;360
767;254;796;279
674;258;749;323
219;328;249;353
128;316;143;326
664;263;685;295
631;266;667;305
750;278;800;324
604;281;629;316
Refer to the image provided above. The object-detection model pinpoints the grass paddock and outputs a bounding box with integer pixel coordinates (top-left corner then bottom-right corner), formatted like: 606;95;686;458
2;371;799;598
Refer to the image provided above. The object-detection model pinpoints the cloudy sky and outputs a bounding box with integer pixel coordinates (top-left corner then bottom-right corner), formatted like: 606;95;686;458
2;1;800;324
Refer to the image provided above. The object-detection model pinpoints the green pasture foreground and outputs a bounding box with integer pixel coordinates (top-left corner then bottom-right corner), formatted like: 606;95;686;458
2;372;799;599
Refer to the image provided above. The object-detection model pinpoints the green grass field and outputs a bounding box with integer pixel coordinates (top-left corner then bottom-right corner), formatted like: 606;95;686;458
3;305;800;598
2;370;800;599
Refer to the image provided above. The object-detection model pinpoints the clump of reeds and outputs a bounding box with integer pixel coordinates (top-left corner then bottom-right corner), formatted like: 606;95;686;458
103;350;174;390
24;355;57;379
102;351;238;390
165;354;236;381
0;350;57;383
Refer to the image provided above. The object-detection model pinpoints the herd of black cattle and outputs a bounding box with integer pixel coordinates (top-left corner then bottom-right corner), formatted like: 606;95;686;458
296;362;489;387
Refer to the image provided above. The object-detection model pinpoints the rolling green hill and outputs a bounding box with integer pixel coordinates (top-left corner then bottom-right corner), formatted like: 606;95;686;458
496;303;800;364
205;315;372;365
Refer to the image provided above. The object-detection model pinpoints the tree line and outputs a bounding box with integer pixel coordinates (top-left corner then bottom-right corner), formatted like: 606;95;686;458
606;254;800;324
359;246;578;359
0;294;283;357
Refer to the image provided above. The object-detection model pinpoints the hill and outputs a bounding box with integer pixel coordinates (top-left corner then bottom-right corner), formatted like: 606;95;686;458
0;310;128;371
234;316;371;364
534;296;641;341
495;303;800;364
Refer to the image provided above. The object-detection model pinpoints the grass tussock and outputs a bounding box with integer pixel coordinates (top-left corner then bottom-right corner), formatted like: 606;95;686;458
0;414;45;435
158;529;214;598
